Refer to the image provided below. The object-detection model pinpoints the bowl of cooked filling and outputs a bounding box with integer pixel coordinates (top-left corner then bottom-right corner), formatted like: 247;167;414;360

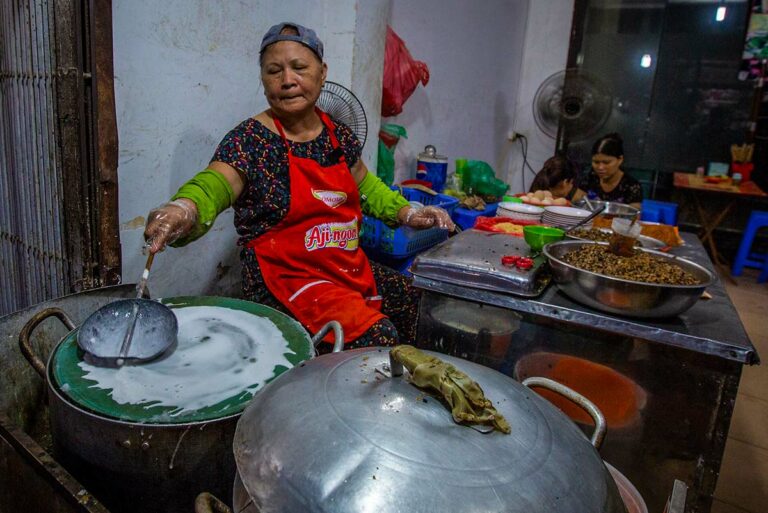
566;227;667;250
543;240;714;317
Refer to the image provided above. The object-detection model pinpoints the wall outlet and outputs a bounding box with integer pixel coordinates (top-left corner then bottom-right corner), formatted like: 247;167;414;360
507;130;526;142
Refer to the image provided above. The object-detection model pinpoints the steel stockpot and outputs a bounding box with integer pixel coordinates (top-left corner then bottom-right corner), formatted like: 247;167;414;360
231;347;627;513
18;296;335;513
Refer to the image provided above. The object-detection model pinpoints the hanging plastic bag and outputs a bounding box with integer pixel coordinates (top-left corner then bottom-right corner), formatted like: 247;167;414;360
377;124;407;186
381;26;430;117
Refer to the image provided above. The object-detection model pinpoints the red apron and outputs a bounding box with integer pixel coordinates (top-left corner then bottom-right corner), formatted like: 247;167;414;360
246;109;385;343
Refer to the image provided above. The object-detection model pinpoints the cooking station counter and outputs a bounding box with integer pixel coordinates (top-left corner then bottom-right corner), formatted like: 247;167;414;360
414;232;757;364
412;231;758;513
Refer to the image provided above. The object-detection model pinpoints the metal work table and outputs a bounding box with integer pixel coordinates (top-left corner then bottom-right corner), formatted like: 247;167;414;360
412;231;758;513
413;232;757;365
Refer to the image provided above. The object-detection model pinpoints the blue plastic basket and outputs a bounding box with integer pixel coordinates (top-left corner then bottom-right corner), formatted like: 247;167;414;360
361;187;459;257
452;202;499;230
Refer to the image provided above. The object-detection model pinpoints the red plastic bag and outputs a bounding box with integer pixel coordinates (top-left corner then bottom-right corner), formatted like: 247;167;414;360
381;26;430;117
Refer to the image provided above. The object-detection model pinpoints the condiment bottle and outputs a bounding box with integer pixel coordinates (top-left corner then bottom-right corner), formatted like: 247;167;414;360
609;218;641;257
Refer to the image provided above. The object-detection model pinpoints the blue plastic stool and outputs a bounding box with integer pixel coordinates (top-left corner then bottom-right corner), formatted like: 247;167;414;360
640;209;661;223
732;210;768;283
641;199;678;226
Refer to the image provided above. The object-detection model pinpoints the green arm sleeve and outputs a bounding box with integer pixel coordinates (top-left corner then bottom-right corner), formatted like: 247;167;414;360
170;168;235;246
358;172;410;227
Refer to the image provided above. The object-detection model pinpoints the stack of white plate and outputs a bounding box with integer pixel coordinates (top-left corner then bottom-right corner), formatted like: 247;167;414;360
542;206;593;229
496;202;544;223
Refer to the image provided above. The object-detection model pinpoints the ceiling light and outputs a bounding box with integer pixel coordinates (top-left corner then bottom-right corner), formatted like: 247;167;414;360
716;6;726;22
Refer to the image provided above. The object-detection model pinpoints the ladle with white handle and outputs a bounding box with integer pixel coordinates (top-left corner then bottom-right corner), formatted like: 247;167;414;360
116;252;156;366
77;249;178;367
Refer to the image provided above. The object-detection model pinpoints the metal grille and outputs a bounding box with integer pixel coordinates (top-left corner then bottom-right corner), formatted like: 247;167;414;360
0;0;70;316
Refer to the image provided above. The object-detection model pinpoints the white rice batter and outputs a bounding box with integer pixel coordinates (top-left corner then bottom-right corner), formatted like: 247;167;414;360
78;306;296;415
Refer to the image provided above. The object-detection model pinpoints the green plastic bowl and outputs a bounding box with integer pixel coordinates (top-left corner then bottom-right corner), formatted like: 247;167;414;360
502;195;524;203
524;225;565;251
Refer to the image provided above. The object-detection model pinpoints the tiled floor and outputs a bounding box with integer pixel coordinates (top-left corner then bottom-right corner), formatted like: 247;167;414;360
712;269;768;513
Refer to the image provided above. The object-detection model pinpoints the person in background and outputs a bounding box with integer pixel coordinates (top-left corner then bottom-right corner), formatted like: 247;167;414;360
529;155;585;202
143;22;453;350
582;133;643;209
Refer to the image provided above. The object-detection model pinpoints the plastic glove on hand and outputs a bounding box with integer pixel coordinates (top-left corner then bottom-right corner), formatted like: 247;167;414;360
144;199;198;253
403;206;455;231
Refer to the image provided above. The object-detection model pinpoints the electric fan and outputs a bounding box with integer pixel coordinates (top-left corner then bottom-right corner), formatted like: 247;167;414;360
533;69;613;146
317;81;368;147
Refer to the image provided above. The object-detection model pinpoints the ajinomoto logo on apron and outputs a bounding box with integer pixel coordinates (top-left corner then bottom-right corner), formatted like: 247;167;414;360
312;189;347;208
305;219;359;251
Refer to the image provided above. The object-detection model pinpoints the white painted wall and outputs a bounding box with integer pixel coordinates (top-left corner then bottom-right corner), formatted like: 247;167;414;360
386;0;529;185
506;0;575;192
114;0;387;297
386;0;573;193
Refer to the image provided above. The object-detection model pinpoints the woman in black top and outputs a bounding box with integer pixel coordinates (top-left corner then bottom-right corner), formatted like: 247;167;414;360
582;133;643;208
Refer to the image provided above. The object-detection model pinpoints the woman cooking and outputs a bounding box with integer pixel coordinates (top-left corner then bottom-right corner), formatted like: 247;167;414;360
143;22;453;350
582;133;643;209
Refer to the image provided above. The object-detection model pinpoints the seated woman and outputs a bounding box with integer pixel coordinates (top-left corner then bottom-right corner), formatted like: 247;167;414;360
143;22;453;351
529;155;585;202
582;133;642;209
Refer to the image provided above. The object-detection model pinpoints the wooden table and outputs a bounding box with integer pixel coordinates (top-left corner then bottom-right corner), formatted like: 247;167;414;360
673;172;767;282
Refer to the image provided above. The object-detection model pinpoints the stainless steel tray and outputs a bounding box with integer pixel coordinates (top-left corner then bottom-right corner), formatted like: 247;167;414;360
411;229;551;297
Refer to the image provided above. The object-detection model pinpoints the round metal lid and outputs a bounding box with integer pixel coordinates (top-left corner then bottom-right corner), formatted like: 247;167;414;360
51;296;313;424
234;348;625;513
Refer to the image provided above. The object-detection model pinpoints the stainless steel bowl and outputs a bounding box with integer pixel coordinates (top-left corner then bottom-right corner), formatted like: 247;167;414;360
566;227;667;250
543;240;714;318
575;200;639;219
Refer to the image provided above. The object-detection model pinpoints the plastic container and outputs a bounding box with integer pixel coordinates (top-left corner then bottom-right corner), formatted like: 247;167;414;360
361;187;459;257
640;199;678;226
523;225;565;251
452;203;499;230
609;218;641;257
363;248;416;277
416;145;448;192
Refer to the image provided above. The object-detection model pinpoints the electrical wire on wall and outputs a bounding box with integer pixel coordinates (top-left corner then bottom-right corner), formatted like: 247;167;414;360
517;135;539;192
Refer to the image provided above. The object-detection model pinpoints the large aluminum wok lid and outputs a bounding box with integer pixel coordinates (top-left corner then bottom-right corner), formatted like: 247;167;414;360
233;347;626;513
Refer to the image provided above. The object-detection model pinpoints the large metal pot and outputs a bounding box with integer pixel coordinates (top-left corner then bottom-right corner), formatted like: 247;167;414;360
231;347;627;513
543;240;714;317
18;296;329;513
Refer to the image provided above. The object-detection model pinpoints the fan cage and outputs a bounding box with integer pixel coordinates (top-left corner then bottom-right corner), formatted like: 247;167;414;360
532;69;612;144
317;81;368;147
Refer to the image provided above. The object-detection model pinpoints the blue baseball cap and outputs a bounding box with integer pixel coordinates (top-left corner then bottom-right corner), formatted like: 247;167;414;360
260;22;324;60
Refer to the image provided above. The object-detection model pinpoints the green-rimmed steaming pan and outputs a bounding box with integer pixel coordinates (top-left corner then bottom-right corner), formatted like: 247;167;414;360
49;296;313;424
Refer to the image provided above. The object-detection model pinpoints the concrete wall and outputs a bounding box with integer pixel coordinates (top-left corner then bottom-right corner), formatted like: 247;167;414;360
386;0;573;192
386;0;529;185
114;0;387;297
506;0;575;192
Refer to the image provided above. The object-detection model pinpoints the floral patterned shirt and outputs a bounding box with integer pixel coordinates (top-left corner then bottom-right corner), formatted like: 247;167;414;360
212;117;362;246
